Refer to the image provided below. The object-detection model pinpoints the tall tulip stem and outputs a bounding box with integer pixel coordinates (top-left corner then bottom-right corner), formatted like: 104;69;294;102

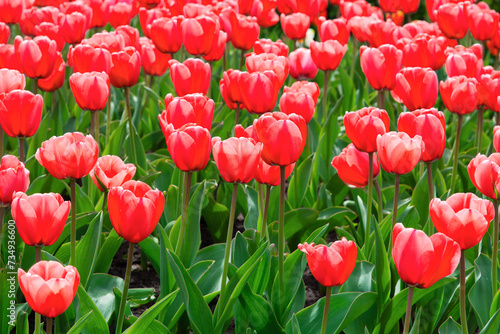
476;107;484;153
220;183;238;311
403;286;414;334
493;199;499;296
460;249;468;334
392;175;400;229
261;184;271;242
365;152;374;254
320;286;332;334
322;70;331;123
90;111;96;139
240;50;245;70
278;166;286;315
35;312;41;334
377;90;385;110
427;162;434;235
46;317;53;334
450;115;463;195
234;106;240;128
35;245;41;263
115;242;134;334
33;78;38;95
175;172;192;258
18;137;25;162
124;87;137;165
69;178;77;267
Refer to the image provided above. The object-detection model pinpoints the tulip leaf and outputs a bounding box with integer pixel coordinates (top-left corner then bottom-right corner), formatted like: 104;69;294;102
243;185;259;230
409;307;422;334
138;236;160;274
94;229;123;274
438;317;462;334
166;249;214;334
103;121;127;157
202;194;230;243
86;274;123;323
410;169;430;228
157;224;176;311
76;285;109;334
284;292;377;334
15;310;28;334
124;122;147;172
66;310;93;334
469;254;494;329
373;214;391;315
288;155;313;209
75;212;103;288
283;208;320;249
480;308;500;334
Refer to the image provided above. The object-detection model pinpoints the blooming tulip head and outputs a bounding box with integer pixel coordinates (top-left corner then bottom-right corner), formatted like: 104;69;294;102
15;35;58;79
35;132;99;180
0;155;30;205
220;69;245;109
229;13;260;51
279;91;316;123
69;44;112;74
467;153;500;199
494;126;500;153
108;180;165;244
440;76;478;115
288;48;319;80
376;132;425;175
430;193;494;250
436;3;469;40
246;53;289;87
0;90;43;138
319;18;350;45
445;51;482;79
393;67;438;111
168;125;211;172
109;46;141;88
254;38;289;57
310;40;347;72
280;13;310;40
331;144;380;188
89;155;136;192
344;107;390;153
360;44;403;91
254;158;295;186
70;71;110;112
149;16;183;54
392;223;461;288
38;52;66;93
169;59;211;97
284;81;320;104
402;34;449;71
477;72;500;112
0;69;25;94
18;261;80;318
298;238;357;287
466;4;499;41
12;192;70;246
138;37;171;77
240;71;280;115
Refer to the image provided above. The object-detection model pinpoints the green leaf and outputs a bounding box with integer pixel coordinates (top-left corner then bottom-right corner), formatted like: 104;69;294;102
438;317;462;334
86;274;123;323
480;308;500;334
202;195;229;243
124;122;147;172
94;229;123;274
103;121;127;157
15;310;29;334
238;283;284;333
288;155;313;208
166;249;214;334
76;285;109;334
67;311;93;334
75;212;103;288
138;237;161;274
283;208;320;249
373;215;391;315
340;261;375;293
410;170;430;227
469;254;493;328
409;307;422;334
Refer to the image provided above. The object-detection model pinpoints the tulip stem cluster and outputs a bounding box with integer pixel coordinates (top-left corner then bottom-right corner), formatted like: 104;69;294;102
175;172;192;260
476;107;484;153
426;162;434;235
392;175;400;229
450;115;463;195
278;166;286;315
124;87;137;164
69;178;77;267
320;286;332;334
18;137;24;162
365;152;374;254
403;286;414;334
460;249;468;334
493;199;499;296
115;242;134;334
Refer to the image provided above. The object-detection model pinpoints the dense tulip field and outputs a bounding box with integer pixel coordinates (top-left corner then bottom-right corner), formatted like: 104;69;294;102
2;0;500;333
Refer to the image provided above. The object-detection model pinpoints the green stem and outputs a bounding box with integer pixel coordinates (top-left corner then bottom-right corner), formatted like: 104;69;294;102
427;162;434;235
96;110;100;148
70;178;77;267
33;78;38;95
378;90;385;110
278;166;286;316
477;107;484;153
320;286;332;334
365;152;374;255
261;184;271;243
124;87;137;164
374;179;383;223
460;249;468;334
234;106;240;128
18;137;25;163
322;70;331;123
450;115;463;195
392;174;400;229
35;312;41;334
493;199;498;296
46;317;53;334
240;49;245;70
403;286;414;334
106;92;111;147
115;242;134;334
90;110;96;139
219;183;238;313
35;245;41;263
175;172;192;258
495;56;499;71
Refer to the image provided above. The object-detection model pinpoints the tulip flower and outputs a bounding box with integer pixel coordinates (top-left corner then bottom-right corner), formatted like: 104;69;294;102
0;155;29;206
109;46;141;89
344;107;390;153
149;16;183;54
466;4;499;42
59;12;88;45
169;59;211;97
69;72;110;112
254;38;289;56
440;76;478;115
478;72;500;116
288;48;319;80
108;2;135;28
298;238;357;334
494;126;500;153
87;0;111;28
167;125;211;173
279;91;315;123
331;143;380;188
138;37;171;78
89;155;136;192
318;18;350;45
69;44;112;74
82;31;125;53
15;36;58;82
284;81;320;104
33;22;65;52
393;67;438;111
436;3;469;41
38;52;66;93
229;13;260;52
246;53;289;87
0;69;25;94
402;34;448;71
139;7;169;38
203;30;227;62
392;223;460;333
445;51;482;79
281;13;310;41
0;0;23;24
239;71;280;115
180;15;219;57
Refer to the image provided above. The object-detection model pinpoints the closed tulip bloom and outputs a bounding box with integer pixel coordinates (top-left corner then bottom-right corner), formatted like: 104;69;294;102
331;143;380;188
477;72;500;112
402;34;448;70
69;44;112;74
0;44;21;71
108;1;135;28
212;137;262;183
34;22;65;52
139;7;168;38
298;238;357;287
288;48;319;80
467;4;499;41
467;153;500;199
89;155;136;192
240;71;280;114
344;107;390;153
430;193;494;250
180;15;218;56
279;91;315;123
0;90;42;138
234;120;260;142
393;67;438;111
254;38;289;57
440;76;478;115
436;3;469;40
255;112;307;166
445;51;482;78
398;109;446;162
38;52;65;93
319;18;350;45
220;69;244;109
70;71;110;111
281;13;310;40
246;53;289;86
82;31;125;53
0;0;23;24
392;223;460;288
36;132;99;180
86;0;111;28
19;7;60;37
169;59;210;97
254;158;295;186
18;261;80;318
310;40;347;71
15;36;57;79
108;180;164;243
203;30;227;62
12;192;70;246
284;81;320;104
360;44;403;91
59;12;89;45
115;25;140;50
0;69;25;94
0;155;29;205
230;13;260;50
376;132;425;175
138;37;171;77
109;46;141;88
150;17;183;54
168;125;211;172
494;126;500;152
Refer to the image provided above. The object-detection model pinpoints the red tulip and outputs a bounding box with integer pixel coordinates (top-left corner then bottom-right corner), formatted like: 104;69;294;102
254;112;307;166
254;158;295;186
139;7;169;38
445;51;482;79
376;132;424;175
398;109;446;162
0;90;42;138
15;36;57;79
35;132;99;180
203;30;227;62
298;238;357;287
279;91;315;123
288;48;319;80
468;153;500;199
38;52;65;92
331;143;380;188
0;0;23;24
284;81;320;104
0;69;25;94
280;13;310;40
310;40;347;72
180;15;218;56
360;44;403;91
402;34;448;70
115;24;140;51
12;192;70;246
86;0;111;28
344;107;390;153
169;59;210;97
138;37;171;77
466;4;499;41
234;120;260;142
393;67;438;111
477;72;500;112
494;126;500;153
82;31;125;53
20;6;60;37
318;17;350;45
212;136;262;183
150;16;183;54
108;180;164;243
60;1;93;26
168;124;211;172
240;71;280;114
230;13;260;50
392;223;460;288
59;12;89;45
90;155;136;192
0;44;21;71
18;261;80;318
109;46;141;88
440;76;478;115
69;71;110;111
34;22;65;52
254;38;289;56
108;1;135;28
246;53;289;86
69;44;112;73
430;193;494;250
436;3;469;40
0;155;29;205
